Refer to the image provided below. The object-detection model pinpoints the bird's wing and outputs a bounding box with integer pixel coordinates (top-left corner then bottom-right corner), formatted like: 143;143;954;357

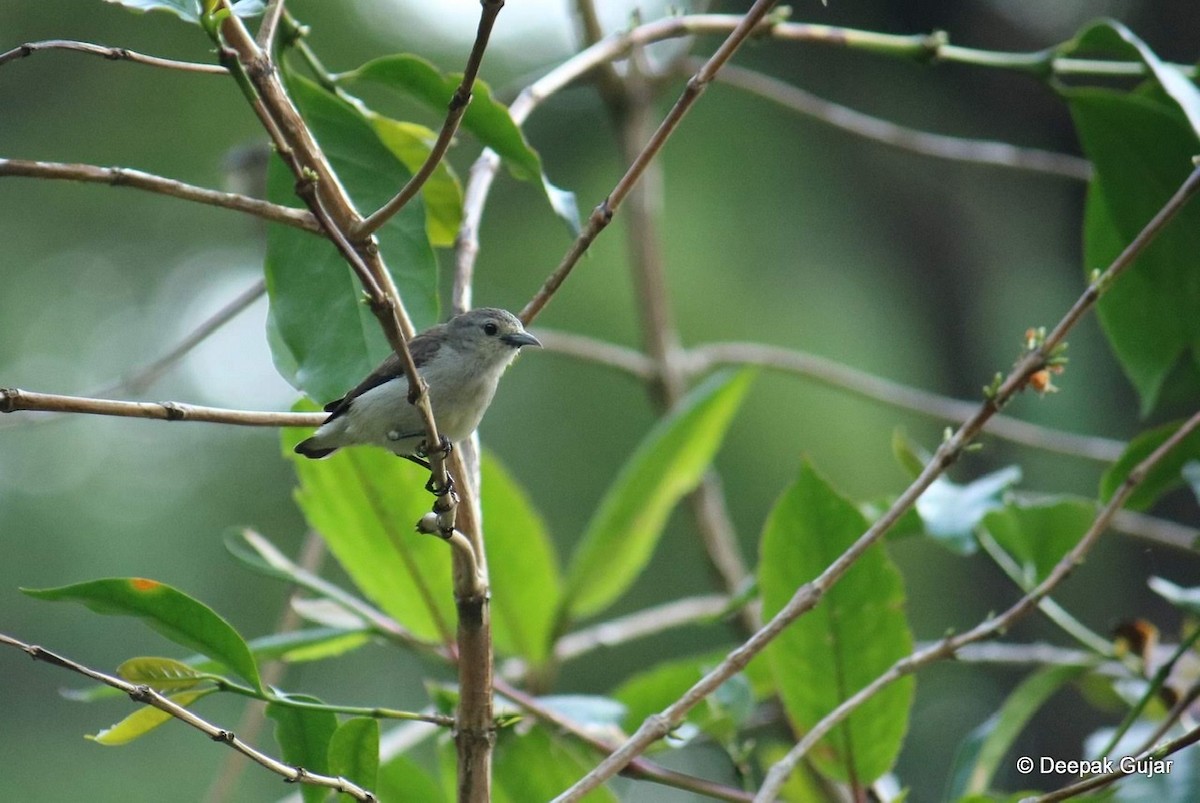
322;327;445;419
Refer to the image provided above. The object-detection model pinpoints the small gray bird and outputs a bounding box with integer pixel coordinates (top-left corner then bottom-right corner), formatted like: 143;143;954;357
294;308;540;462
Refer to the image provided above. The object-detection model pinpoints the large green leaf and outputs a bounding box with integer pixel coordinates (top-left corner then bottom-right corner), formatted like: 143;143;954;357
561;369;755;621
759;461;914;784
341;54;580;233
367;115;463;247
481;451;562;664
328;717;380;795
266;696;337;803
1061;23;1200;414
981;499;1097;584
265;73;438;403
341;55;541;181
23;578;262;691
1100;419;1200;511
285;428;455;644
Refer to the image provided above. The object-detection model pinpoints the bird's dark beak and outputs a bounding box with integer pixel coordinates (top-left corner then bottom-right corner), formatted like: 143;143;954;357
503;331;541;348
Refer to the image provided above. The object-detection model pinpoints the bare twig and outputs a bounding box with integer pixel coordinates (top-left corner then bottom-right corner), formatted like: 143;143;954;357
0;159;320;232
256;0;287;50
550;165;1200;803
356;0;505;238
0;39;227;73
0;388;322;427
0;279;268;434
520;0;784;326
535;329;1125;463
709;61;1092;181
755;409;1200;801
0;633;377;802
689;342;1126;462
554;593;730;663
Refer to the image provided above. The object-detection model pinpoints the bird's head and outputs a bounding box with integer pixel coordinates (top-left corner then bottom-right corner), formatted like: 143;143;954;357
446;308;541;365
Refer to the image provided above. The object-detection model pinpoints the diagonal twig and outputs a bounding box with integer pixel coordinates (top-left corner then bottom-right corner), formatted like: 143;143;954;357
755;407;1200;801
0;39;227;73
0;388;322;427
709;60;1092;181
0;159;320;232
355;0;505;238
551;164;1200;802
0;633;377;802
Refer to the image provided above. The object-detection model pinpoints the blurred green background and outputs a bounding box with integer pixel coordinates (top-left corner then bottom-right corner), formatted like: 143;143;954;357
1;1;1198;800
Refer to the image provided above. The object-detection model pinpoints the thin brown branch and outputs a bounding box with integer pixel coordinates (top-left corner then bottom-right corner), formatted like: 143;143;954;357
520;0;784;326
256;0;288;50
0;279;268;434
0;39;228;73
550;164;1200;803
710;61;1092;181
356;0;505;239
691;342;1126;462
0;633;377;802
554;593;730;663
0;388;322;428
0;159;320;232
535;329;1126;463
755;409;1200;800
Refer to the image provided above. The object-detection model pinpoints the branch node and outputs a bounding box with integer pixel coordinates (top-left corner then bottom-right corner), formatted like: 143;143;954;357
0;388;18;413
211;729;235;743
159;401;186;421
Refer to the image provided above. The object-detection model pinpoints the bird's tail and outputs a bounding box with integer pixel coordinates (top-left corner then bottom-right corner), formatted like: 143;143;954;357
294;436;337;459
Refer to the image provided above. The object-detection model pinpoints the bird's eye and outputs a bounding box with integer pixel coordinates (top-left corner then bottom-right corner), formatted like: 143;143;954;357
483;322;499;336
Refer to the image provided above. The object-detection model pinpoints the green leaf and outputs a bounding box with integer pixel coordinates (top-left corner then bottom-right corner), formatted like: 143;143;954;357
1100;420;1200;511
341;54;581;234
117;657;209;692
1064;86;1200;414
914;466;1022;555
493;722;618;803
759;461;914;784
946;663;1092;798
88;689;214;745
64;628;370;703
367;115;463;247
341;55;541;180
285;428;455;644
378;754;446;803
23;578;262;692
561;369;756;621
1065;20;1200;137
267;696;337;803
481;451;562;664
265;73;438;403
103;0;262;23
328;717;380;794
981;499;1097;584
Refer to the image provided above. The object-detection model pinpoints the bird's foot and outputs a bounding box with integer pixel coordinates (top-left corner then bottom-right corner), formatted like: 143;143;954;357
416;436;453;460
425;472;456;497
